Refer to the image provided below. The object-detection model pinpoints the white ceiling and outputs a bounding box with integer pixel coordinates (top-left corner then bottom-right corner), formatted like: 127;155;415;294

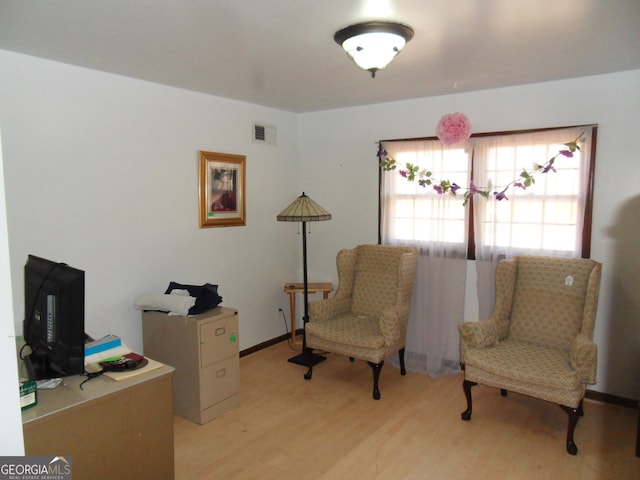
1;0;639;113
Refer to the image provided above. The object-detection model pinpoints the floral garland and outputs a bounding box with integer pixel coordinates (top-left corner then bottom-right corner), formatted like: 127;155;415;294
378;134;582;205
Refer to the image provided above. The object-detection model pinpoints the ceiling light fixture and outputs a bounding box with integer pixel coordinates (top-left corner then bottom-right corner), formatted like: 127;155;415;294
334;21;414;78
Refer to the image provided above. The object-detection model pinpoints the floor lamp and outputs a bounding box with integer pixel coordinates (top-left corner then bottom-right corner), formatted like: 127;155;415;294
277;192;331;365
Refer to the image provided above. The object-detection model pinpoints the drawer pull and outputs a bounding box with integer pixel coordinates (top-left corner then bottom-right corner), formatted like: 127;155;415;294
216;368;226;378
215;327;226;336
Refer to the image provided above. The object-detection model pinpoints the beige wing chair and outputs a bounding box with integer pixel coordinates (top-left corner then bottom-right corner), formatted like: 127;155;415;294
303;244;418;399
459;255;602;455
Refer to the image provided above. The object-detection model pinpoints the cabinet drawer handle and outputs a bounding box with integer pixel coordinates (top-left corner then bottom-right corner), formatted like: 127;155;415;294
216;368;226;378
215;327;226;336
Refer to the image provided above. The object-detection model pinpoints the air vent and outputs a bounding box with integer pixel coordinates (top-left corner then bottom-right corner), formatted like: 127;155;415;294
252;123;277;145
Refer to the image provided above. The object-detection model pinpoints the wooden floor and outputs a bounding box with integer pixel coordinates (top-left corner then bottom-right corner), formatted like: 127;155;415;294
174;340;639;480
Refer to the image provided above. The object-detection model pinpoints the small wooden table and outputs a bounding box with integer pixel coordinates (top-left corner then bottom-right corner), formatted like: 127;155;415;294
284;282;333;345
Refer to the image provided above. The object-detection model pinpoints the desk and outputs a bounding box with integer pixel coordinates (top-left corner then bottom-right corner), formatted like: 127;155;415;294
22;362;175;480
284;282;333;344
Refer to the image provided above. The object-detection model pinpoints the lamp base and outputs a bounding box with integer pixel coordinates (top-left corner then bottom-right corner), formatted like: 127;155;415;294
287;352;326;366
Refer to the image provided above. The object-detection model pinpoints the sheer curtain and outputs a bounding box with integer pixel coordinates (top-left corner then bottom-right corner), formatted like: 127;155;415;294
472;126;595;318
381;140;471;377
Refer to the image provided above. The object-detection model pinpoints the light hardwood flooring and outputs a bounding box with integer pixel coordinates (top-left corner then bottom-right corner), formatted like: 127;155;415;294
174;340;639;480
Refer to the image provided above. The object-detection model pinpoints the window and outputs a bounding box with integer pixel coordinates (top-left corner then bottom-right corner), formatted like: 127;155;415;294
380;126;597;259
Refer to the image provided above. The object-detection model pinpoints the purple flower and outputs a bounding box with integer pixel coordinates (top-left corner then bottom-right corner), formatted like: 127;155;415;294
433;185;443;194
451;183;461;193
494;191;508;201
542;164;556;173
514;182;525;189
559;150;573;157
399;170;408;178
470;181;480;194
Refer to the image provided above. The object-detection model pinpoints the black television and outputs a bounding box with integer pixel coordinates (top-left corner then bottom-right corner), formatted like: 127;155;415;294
23;255;85;380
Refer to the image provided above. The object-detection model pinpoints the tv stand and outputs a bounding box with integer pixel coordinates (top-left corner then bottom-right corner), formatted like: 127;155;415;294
21;358;175;479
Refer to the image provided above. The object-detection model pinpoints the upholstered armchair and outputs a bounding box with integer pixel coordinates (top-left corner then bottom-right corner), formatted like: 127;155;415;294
459;255;602;455
303;244;418;399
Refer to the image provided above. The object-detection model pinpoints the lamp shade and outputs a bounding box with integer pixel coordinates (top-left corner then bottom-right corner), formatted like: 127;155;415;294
277;192;331;222
334;21;414;78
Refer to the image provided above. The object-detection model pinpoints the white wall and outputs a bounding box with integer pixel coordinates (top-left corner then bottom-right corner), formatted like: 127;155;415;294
0;49;302;355
299;69;640;400
0;130;25;455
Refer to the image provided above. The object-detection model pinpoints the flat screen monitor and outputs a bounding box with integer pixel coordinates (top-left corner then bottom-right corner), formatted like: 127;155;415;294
23;255;85;380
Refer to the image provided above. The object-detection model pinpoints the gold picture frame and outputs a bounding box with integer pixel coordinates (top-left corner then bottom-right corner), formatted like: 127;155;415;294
199;151;246;228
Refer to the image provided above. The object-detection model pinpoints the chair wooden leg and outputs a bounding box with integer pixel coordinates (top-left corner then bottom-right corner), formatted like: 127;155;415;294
399;348;406;375
303;346;313;380
559;404;580;455
367;361;384;400
461;380;477;420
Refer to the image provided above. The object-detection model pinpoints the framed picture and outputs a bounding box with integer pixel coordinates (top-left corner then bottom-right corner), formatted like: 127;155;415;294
199;151;246;228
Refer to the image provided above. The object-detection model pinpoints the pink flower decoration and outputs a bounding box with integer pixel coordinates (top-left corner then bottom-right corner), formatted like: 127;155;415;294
436;112;473;146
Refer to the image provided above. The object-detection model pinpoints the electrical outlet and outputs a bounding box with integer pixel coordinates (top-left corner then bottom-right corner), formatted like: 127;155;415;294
565;275;574;286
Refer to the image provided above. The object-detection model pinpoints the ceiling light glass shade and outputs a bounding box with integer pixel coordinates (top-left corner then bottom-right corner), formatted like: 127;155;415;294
334;22;414;78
